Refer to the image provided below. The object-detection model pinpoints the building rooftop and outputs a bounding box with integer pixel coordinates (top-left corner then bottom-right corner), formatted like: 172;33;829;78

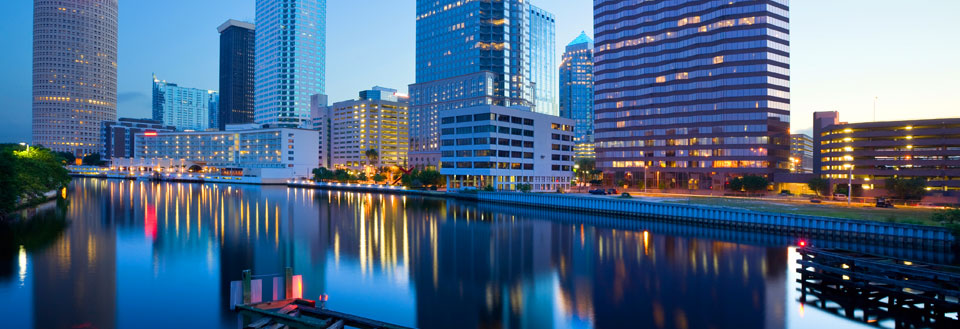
218;19;255;33
567;31;592;46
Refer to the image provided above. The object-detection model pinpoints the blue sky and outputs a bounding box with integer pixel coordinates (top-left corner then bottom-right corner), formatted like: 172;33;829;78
1;0;958;143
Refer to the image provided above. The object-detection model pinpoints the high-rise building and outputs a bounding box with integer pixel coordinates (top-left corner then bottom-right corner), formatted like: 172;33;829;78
218;19;256;130
594;0;791;190
528;5;557;117
310;94;331;169
789;134;813;173
152;75;218;131
409;0;555;168
254;0;326;127
100;118;175;159
32;0;119;156
328;87;409;170
559;32;595;159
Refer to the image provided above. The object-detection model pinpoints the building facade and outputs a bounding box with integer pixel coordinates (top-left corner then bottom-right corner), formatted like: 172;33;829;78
254;0;326;127
310;94;331;169
328;88;410;171
409;0;555;168
218;19;256;130
790;134;813;173
559;32;595;159
528;5;557;117
152;75;218;131
133;125;319;182
32;0;119;156
594;0;791;190
439;105;575;192
100;118;175;159
816;115;960;193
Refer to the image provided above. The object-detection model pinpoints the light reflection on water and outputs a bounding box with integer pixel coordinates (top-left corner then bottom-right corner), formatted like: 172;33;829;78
0;178;912;329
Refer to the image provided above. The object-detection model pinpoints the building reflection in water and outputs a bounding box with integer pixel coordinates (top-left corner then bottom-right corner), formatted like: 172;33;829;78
13;178;802;329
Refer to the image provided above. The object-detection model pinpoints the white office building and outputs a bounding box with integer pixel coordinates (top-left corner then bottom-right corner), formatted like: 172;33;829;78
254;0;326;127
439;105;575;192
132;125;319;183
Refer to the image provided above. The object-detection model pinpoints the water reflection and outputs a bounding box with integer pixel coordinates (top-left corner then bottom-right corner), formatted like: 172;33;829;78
0;178;899;329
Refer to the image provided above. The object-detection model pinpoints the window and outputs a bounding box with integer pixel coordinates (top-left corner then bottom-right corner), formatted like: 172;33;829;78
441;117;455;124
475;149;494;157
523;118;534;126
441;128;455;135
442;139;455;146
457;150;472;157
456;115;472;123
498;126;510;134
498;150;510;157
511;117;523;124
511;151;522;158
457;138;472;145
441;151;455;157
511;128;522;135
523;163;533;170
511;139;522;147
474;113;495;121
523;152;533;159
456;162;472;168
498;138;510;146
523;141;534;148
456;127;472;134
441;162;454;168
498;115;511;122
523;130;534;137
552;134;560;140
473;137;488;144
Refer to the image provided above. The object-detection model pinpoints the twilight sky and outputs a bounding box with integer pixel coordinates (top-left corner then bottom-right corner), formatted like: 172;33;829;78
1;0;958;143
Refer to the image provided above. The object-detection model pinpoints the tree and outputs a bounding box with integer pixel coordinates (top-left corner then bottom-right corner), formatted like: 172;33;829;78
1;145;71;215
418;169;443;187
372;173;386;183
885;177;927;200
742;175;769;193
357;173;368;182
333;169;353;182
53;151;76;165
728;177;744;192
931;208;960;225
517;183;532;193
365;148;379;167
807;178;830;197
81;153;105;166
312;167;335;182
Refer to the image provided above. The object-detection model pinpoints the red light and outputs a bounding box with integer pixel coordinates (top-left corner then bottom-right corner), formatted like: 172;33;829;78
798;240;807;247
143;131;158;137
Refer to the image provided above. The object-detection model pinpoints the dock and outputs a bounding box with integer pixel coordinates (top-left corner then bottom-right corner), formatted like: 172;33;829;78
230;268;413;329
796;247;960;328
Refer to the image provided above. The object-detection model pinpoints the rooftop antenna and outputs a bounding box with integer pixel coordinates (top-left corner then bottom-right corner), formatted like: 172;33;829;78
873;96;878;121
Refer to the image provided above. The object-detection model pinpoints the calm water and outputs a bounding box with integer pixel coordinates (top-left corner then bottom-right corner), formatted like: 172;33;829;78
0;178;946;329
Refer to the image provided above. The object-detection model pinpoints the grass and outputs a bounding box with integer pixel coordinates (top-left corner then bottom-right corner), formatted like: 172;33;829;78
659;196;942;227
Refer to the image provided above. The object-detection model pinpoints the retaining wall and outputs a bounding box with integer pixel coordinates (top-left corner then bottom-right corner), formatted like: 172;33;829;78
476;192;956;248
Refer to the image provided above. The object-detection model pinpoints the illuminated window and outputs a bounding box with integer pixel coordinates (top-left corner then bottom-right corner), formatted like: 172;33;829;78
713;56;724;64
655;76;666;83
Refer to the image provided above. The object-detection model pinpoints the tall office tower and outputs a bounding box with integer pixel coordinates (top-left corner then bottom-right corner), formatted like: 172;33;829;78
152;75;219;131
528;5;557;116
559;32;595;159
409;0;553;168
254;0;326;127
32;0;119;156
218;19;256;130
594;0;791;190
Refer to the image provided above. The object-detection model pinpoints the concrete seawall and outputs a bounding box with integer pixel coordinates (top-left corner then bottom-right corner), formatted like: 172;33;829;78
475;192;956;248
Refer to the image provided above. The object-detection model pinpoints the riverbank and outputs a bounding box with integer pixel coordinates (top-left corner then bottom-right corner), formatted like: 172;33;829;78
474;192;955;248
286;181;956;248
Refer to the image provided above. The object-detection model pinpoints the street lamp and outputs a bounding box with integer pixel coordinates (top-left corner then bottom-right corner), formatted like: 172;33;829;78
19;142;29;152
844;163;853;206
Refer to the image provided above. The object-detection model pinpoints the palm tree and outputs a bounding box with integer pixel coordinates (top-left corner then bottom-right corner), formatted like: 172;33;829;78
365;148;379;167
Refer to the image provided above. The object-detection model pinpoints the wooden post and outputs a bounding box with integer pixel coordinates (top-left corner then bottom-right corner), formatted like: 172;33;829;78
284;267;293;299
242;269;252;304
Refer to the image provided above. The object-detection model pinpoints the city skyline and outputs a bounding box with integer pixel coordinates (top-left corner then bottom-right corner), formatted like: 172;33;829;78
1;0;959;143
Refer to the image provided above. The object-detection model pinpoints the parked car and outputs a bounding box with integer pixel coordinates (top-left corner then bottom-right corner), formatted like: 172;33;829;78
606;189;619;195
875;197;895;208
779;190;793;196
833;194;848;201
589;189;606;195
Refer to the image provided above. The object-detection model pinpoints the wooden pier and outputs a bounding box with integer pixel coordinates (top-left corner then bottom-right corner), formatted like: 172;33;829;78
797;247;960;328
231;268;413;329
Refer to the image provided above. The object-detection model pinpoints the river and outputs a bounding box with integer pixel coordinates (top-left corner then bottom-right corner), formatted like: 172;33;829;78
0;178;951;328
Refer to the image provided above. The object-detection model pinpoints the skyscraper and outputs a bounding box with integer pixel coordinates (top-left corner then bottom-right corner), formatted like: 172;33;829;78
218;19;256;130
254;0;326;127
528;5;557;117
594;0;791;190
32;0;118;156
152;75;219;131
559;32;594;159
409;0;555;168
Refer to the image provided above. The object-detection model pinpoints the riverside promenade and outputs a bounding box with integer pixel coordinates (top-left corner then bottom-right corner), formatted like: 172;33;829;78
286;181;956;248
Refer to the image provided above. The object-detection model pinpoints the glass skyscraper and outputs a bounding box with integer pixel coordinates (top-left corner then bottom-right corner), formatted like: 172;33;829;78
218;19;256;130
152;75;219;131
409;0;555;168
254;0;326;127
560;32;595;159
528;5;557;117
32;0;118;156
594;0;791;190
